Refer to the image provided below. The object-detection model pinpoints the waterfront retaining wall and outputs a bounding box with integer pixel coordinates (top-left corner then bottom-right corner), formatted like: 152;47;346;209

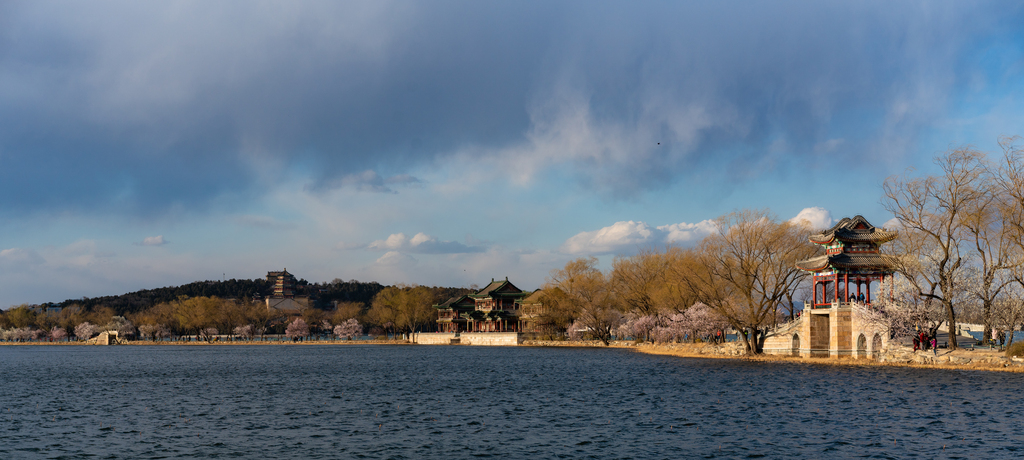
414;332;522;346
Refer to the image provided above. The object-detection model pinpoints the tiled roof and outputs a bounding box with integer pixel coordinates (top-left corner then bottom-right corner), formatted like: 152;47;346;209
434;295;472;309
519;289;544;304
470;278;523;298
808;215;897;245
796;253;899;271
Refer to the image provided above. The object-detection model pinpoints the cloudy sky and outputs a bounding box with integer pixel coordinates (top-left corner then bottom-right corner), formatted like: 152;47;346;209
2;1;1023;307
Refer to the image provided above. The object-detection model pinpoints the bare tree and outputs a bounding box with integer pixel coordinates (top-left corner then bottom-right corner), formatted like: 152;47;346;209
960;164;1020;344
544;257;622;345
368;285;435;339
610;249;670;316
993;282;1024;346
883;147;990;350
678;210;814;354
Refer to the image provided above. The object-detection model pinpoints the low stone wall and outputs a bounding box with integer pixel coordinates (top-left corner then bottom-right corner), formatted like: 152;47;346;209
460;332;521;346
414;332;522;346
415;333;457;345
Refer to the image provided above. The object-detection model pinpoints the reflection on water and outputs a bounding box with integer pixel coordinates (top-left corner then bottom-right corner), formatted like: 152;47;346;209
2;345;1023;459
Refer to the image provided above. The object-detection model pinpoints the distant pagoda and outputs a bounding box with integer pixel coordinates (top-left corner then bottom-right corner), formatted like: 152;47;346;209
796;216;898;307
267;269;297;298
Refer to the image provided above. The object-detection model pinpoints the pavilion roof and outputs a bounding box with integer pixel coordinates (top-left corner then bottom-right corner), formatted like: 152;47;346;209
434;295;473;310
808;215;897;245
796;253;899;272
469;278;523;298
518;289;544;304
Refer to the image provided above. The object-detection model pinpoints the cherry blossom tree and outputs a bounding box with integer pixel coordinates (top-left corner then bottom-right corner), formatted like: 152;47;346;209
198;327;219;342
285;318;309;340
139;324;172;340
75;322;97;341
855;275;947;340
233;324;255;340
333;318;361;340
616;314;659;341
106;316;136;339
49;326;67;341
677;303;729;343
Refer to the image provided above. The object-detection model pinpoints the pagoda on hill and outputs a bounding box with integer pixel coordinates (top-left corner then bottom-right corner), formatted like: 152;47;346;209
796;216;898;307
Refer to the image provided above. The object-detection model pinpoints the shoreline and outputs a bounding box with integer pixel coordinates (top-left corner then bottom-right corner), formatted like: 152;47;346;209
630;342;1024;373
5;339;1023;373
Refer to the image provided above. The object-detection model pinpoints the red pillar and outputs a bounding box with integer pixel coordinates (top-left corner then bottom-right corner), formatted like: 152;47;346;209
844;273;849;302
833;275;838;303
812;279;817;306
866;277;872;303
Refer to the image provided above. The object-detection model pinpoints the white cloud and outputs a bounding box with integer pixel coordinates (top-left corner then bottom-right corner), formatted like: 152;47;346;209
658;220;718;243
561;219;718;255
563;209;839;255
561;221;657;255
0;248;45;266
367;232;484;254
789;207;833;230
141;235;166;246
375;251;417;265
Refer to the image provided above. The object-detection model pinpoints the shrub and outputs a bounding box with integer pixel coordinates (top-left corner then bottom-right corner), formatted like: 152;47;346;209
1005;341;1024;358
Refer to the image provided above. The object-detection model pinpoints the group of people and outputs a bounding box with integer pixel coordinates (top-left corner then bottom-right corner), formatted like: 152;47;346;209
912;331;938;355
846;292;867;303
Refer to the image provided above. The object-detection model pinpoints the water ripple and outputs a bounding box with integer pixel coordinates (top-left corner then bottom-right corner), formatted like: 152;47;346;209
1;345;1023;459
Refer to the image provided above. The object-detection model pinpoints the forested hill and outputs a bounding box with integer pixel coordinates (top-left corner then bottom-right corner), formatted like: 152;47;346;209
54;278;389;316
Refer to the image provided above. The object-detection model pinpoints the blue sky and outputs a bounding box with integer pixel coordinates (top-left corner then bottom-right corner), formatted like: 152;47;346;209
2;1;1023;307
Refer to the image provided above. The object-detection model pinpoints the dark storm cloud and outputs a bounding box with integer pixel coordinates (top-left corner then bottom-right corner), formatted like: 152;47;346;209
0;1;1020;216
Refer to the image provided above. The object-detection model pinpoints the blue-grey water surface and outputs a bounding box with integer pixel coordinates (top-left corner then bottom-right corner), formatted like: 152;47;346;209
2;345;1023;459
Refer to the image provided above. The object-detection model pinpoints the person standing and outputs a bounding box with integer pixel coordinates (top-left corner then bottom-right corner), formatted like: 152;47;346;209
931;337;937;356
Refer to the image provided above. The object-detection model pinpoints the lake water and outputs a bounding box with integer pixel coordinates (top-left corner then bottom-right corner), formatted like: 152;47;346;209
2;345;1023;459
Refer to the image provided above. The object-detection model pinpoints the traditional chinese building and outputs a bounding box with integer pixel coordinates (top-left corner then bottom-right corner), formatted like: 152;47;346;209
267;269;297;298
434;278;537;333
764;216;897;358
265;269;309;311
796;215;898;307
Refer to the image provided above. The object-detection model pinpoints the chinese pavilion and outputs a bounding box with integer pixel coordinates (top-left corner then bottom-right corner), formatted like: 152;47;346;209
796;216;898;307
760;216;898;358
434;278;536;333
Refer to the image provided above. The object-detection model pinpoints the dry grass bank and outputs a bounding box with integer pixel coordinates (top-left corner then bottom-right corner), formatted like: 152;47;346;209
633;342;1024;373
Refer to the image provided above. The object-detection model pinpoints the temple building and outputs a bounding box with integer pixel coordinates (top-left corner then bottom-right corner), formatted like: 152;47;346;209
764;216;898;358
265;269;309;311
434;278;538;333
267;269;297;298
796;215;899;306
